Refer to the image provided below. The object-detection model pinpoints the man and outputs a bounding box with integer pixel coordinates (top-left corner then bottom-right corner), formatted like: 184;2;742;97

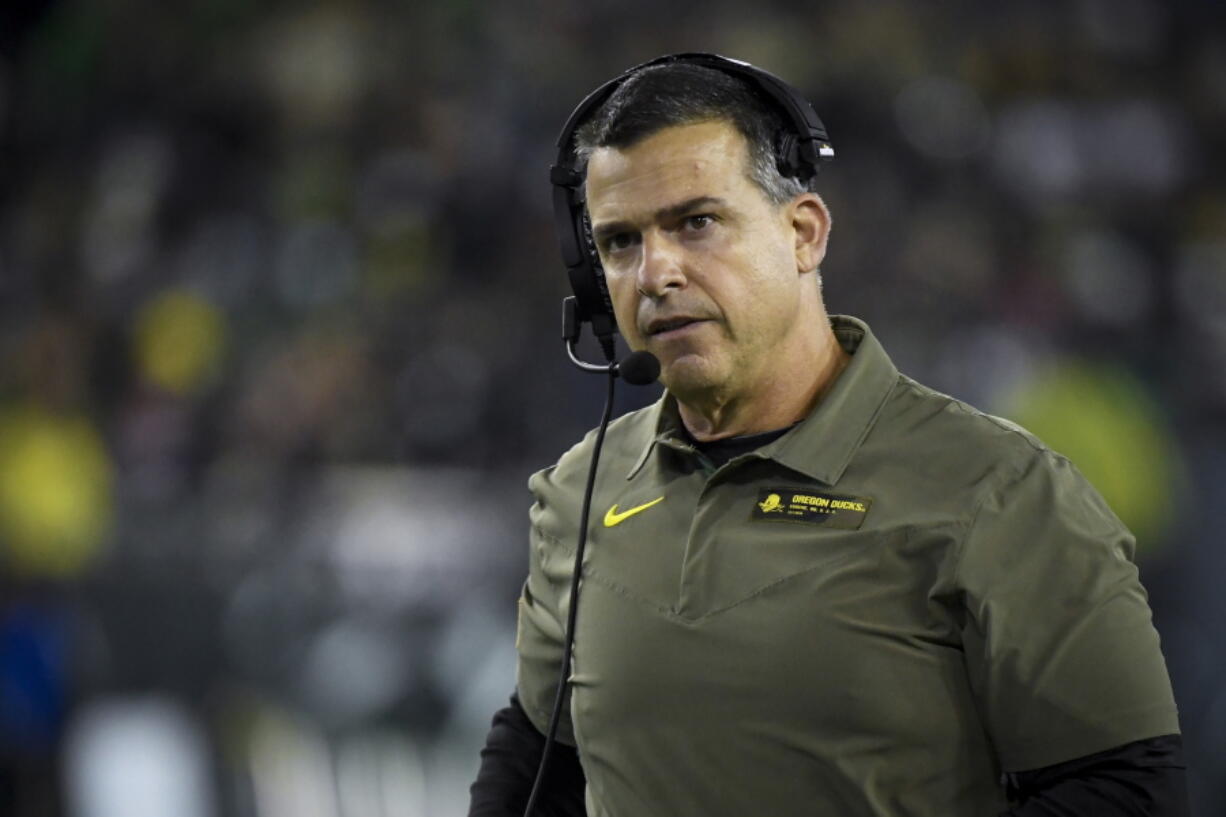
470;57;1187;816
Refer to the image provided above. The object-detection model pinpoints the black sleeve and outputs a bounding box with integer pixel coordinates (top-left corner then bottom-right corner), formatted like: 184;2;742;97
1001;734;1188;816
468;692;588;817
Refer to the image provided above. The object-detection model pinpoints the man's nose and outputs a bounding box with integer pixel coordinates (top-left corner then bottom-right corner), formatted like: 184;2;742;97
635;231;686;298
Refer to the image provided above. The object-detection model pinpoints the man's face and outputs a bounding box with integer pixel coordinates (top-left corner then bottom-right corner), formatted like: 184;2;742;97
585;119;823;401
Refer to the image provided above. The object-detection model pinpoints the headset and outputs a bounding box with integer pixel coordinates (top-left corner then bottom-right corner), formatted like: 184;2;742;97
523;53;836;816
550;52;836;362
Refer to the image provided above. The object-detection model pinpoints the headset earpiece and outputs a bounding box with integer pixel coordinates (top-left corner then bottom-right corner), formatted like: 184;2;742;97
776;131;800;180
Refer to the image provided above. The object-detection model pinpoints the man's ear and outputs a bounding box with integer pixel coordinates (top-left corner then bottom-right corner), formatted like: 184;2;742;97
790;193;831;273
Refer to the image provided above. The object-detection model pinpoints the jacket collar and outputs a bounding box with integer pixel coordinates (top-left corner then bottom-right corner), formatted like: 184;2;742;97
626;315;898;485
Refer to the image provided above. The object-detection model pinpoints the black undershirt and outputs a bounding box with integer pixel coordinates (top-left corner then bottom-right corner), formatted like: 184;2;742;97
470;427;1188;815
684;423;794;467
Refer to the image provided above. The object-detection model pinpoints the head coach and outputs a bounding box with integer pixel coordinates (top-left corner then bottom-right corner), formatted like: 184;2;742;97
468;54;1187;817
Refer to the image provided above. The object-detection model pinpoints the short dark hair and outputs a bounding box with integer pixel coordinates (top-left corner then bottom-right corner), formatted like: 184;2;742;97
573;62;812;205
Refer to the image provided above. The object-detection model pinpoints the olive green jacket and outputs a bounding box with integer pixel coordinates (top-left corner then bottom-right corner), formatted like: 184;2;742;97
517;315;1179;817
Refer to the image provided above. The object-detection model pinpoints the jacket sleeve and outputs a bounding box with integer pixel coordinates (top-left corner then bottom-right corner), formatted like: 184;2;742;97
468;692;588;817
955;449;1181;771
1002;733;1188;816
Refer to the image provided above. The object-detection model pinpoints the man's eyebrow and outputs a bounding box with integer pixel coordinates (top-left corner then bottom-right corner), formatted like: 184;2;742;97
592;196;727;243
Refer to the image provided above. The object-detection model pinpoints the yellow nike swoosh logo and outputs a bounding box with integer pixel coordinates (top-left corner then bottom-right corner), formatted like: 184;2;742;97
603;496;665;527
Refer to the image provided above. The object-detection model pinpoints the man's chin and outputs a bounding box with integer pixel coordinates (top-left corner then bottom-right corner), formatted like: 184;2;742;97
658;354;724;398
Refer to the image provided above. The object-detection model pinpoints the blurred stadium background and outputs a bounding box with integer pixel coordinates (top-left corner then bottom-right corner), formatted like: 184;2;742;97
1;0;1224;814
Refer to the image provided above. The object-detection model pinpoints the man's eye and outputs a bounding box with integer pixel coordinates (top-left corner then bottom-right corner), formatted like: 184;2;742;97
603;233;637;253
684;214;714;231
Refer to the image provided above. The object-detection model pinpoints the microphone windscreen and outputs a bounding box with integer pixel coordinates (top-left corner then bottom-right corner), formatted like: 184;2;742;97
618;351;661;385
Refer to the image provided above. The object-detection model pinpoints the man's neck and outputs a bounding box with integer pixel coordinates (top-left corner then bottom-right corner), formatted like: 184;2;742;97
677;327;850;443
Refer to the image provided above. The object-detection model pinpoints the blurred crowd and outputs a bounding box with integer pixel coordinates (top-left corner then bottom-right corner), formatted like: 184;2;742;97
1;0;1224;814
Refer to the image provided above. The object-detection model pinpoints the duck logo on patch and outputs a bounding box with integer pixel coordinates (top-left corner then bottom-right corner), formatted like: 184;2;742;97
758;493;784;513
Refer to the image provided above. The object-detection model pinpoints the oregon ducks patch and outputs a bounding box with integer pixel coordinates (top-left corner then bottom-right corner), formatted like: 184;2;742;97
751;488;872;529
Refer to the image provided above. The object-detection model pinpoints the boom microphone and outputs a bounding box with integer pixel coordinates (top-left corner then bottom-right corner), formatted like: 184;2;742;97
617;350;661;385
561;296;660;384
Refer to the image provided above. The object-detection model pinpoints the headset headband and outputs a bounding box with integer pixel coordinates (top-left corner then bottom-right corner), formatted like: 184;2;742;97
550;52;835;345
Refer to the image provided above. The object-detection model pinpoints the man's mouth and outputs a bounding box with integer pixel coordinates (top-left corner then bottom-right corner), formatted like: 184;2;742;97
645;317;709;338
